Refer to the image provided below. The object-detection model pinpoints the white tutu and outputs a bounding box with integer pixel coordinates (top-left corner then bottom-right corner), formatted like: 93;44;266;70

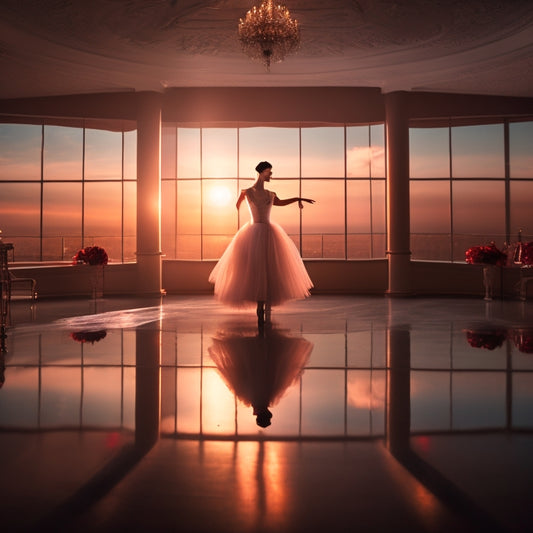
208;187;313;308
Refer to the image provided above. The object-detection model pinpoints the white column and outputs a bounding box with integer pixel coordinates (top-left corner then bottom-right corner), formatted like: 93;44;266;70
385;91;412;296
136;92;163;295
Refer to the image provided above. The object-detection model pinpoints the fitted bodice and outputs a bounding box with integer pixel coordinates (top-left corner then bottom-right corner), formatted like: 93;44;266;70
245;188;275;224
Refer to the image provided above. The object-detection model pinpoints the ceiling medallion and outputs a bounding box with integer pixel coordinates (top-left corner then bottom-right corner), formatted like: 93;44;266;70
238;0;300;71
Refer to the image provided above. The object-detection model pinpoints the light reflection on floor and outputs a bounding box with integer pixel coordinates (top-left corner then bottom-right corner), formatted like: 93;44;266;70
1;295;532;532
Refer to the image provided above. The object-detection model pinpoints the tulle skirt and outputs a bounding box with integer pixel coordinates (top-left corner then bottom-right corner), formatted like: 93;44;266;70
208;221;313;308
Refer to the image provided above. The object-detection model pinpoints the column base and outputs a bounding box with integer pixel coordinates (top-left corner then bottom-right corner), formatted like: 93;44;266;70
385;289;414;297
387;250;412;295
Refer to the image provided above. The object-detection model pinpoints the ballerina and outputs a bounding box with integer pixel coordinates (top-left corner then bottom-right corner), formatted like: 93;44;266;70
208;161;314;324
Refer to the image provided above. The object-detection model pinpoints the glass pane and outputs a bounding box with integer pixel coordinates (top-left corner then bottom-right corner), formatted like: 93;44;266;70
203;235;233;260
452;180;505;237
347;180;370;258
410;181;451;261
301;179;344;234
412;234;451;262
177;180;201;234
162;179;177;259
301;179;345;258
177;235;201;260
451;124;504;178
410;127;449;178
347;180;371;233
510;181;533;237
301;127;344;177
123;181;137;261
371;179;386;234
43;126;83;180
42;182;82;260
161;125;177;180
346;126;370;178
122;181;137;261
370;124;385;178
372;233;387;259
347;234;371;259
202;129;237;178
202;180;238;236
177;128;200;179
85;129;122;180
0;183;40;236
84;182;122;237
510;121;533;178
84;182;122;260
124;130;137;180
239;127;299;178
410;181;450;234
0;123;42;181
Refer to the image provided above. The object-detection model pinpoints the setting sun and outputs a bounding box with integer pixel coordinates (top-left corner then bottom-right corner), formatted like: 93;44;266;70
208;185;233;207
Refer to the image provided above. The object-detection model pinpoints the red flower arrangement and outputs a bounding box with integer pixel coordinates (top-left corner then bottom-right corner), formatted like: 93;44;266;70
465;329;507;350
70;330;107;344
72;246;108;266
465;242;507;266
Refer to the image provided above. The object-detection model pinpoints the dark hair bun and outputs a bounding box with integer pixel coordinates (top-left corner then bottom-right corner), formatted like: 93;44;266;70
255;161;272;173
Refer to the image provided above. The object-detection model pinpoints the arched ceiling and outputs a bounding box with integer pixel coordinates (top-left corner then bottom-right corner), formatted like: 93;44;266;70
1;0;533;99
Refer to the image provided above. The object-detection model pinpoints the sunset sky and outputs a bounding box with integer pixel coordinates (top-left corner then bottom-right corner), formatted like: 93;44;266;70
1;121;532;261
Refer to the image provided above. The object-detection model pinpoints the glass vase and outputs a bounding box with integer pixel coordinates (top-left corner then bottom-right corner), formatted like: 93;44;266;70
91;264;104;299
482;265;497;301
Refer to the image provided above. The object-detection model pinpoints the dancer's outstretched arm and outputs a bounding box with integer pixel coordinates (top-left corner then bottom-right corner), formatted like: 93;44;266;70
274;196;315;208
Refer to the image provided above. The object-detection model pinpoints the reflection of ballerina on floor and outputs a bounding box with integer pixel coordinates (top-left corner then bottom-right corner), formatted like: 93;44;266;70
208;323;313;428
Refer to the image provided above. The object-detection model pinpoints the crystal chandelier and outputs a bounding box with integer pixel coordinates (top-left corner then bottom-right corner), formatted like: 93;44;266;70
238;0;300;71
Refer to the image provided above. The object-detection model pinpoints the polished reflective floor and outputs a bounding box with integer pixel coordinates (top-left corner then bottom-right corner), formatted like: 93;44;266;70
1;295;532;532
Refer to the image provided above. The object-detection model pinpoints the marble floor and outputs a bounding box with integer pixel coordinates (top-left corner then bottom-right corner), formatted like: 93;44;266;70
1;294;532;532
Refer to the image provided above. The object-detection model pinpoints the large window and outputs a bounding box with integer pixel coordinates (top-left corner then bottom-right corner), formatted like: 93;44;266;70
410;120;533;262
162;124;387;260
4;118;531;265
0;123;137;262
